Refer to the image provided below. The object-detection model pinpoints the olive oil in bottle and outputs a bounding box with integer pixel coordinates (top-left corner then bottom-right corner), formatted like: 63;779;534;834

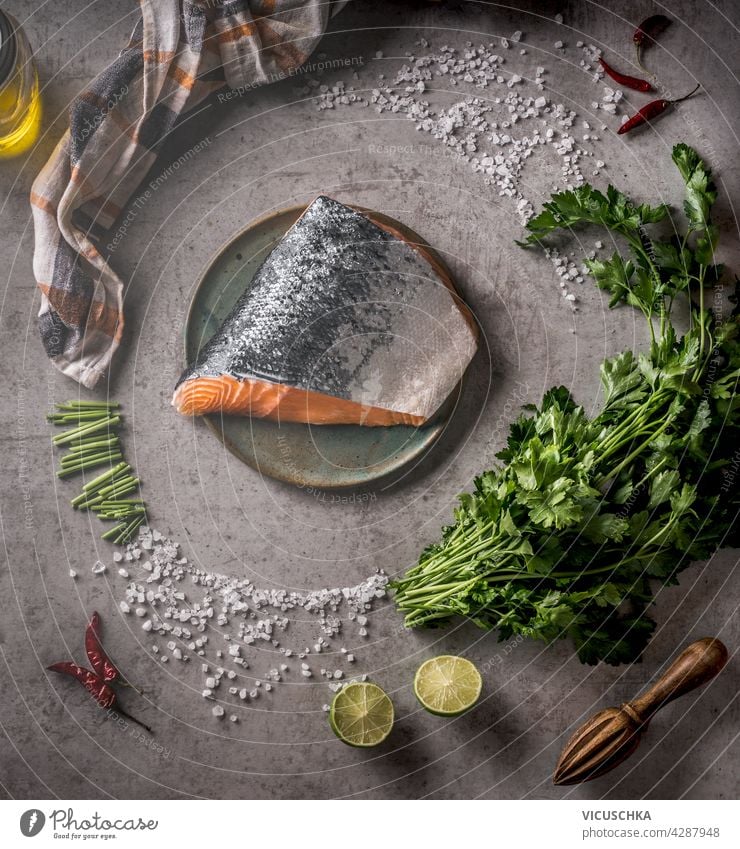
0;8;41;159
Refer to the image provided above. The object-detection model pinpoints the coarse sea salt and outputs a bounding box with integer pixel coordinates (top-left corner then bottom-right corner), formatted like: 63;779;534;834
106;527;388;718
304;38;621;307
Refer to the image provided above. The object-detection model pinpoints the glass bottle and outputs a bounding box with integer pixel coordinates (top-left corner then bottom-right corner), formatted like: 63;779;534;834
0;8;41;159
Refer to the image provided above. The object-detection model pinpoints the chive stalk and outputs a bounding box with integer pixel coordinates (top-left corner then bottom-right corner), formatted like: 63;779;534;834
100;482;139;500
71;491;92;508
59;453;123;473
65;442;119;455
97;476;138;498
52;416;120;445
98;507;145;520
81;462;129;493
49;408;111;418
101;523;128;541
99;499;144;506
67;435;120;449
57;452;123;472
57;456;124;478
115;516;145;544
60;400;120;409
68;438;120;453
61;450;120;467
76;495;104;511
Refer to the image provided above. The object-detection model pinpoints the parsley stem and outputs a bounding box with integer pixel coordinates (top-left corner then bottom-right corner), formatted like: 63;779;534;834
698;273;706;359
600;418;673;486
631;457;669;493
598;420;664;470
401;521;496;577
426;534;504;571
597;392;670;464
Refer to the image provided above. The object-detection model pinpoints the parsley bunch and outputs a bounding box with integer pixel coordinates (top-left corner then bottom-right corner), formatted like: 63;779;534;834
392;144;739;664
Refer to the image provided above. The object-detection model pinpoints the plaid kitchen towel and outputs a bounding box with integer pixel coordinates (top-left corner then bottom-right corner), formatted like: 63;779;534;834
31;0;345;389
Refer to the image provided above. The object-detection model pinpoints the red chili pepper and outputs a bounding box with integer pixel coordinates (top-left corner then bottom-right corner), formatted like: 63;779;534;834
85;611;119;683
598;58;652;92
617;84;700;135
48;661;117;708
634;14;671;68
48;615;151;732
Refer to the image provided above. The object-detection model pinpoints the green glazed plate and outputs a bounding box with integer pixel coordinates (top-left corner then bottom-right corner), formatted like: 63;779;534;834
184;203;464;489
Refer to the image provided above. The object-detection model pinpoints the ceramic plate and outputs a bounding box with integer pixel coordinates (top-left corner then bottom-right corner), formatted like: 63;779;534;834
184;204;463;489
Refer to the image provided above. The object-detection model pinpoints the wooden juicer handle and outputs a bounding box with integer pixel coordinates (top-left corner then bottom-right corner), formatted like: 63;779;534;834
627;638;728;725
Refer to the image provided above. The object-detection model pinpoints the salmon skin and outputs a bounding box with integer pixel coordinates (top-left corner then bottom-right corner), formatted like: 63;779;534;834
174;196;478;426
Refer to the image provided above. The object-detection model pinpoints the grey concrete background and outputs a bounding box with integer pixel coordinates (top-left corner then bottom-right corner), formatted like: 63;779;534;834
1;0;738;800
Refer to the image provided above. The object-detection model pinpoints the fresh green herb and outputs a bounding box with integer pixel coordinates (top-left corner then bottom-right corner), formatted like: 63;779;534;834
52;415;120;445
392;144;739;665
57;454;124;478
49;403;147;544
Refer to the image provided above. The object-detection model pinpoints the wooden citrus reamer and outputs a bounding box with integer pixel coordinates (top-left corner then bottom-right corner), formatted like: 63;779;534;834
554;638;729;785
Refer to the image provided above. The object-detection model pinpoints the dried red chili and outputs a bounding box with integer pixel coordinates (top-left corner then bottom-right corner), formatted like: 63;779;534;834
617;84;700;135
85;611;119;683
48;614;151;732
598;58;652;92
634;14;671;67
48;661;116;707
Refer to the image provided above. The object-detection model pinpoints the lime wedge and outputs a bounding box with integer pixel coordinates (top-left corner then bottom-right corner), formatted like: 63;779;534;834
413;655;482;716
329;682;394;747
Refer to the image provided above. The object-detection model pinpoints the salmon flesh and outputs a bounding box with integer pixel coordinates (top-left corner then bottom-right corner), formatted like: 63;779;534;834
173;196;478;426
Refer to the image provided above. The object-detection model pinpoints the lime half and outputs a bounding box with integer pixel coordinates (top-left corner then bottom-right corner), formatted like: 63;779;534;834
413;655;482;716
329;682;394;747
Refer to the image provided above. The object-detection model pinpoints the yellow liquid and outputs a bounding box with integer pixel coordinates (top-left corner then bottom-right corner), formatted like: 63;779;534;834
0;74;42;159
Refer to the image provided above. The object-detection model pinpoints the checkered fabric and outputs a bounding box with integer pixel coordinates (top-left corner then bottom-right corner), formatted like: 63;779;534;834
31;0;343;388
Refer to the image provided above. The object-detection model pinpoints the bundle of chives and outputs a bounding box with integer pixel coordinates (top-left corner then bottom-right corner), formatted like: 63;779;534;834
49;401;147;545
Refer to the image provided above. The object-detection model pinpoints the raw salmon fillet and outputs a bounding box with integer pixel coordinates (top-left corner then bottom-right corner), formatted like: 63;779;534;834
173;196;478;426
